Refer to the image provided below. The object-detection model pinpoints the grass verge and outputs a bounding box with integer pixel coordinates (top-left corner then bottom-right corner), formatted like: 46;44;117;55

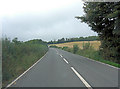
53;44;120;68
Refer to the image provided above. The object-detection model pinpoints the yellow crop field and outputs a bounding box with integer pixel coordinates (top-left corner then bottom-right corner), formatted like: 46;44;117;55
49;41;101;50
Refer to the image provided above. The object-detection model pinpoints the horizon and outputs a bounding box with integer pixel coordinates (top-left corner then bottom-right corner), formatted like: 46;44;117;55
2;35;99;42
2;0;97;41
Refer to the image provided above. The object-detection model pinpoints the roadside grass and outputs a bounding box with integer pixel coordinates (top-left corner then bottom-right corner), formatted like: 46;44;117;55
76;49;120;68
2;38;48;87
54;42;120;68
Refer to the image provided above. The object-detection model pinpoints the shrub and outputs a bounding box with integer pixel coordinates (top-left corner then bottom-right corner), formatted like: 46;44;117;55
49;45;58;48
73;44;79;54
82;42;92;50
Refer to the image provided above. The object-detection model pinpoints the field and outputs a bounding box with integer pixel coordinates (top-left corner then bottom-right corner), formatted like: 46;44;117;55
50;41;101;50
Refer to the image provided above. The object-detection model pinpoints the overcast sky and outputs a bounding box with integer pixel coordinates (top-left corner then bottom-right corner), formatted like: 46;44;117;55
1;0;97;41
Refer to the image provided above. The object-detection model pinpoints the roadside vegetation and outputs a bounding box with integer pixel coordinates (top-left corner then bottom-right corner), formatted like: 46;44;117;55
76;2;120;64
2;37;48;87
49;40;100;50
75;43;120;68
50;42;120;68
49;2;120;66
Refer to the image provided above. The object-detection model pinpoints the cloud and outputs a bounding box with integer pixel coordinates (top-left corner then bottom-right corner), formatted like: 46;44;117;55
2;0;97;41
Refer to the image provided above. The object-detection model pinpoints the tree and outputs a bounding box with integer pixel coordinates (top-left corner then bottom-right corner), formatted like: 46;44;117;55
76;2;120;63
12;37;21;44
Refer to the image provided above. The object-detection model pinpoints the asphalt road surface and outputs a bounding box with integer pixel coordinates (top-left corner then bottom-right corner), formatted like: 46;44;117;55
9;48;119;88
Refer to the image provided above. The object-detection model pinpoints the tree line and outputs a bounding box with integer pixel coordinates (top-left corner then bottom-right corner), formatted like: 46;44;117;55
48;36;99;44
76;2;120;63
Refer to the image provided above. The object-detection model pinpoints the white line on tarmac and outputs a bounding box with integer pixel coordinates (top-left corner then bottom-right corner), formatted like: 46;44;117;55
63;58;69;64
85;57;119;69
60;55;63;58
71;67;93;89
6;52;48;88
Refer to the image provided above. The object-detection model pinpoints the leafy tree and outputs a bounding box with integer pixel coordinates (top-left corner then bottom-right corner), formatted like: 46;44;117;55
12;37;21;44
76;2;120;63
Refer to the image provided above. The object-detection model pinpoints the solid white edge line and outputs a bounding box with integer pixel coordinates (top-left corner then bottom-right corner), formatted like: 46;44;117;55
63;58;69;64
60;55;63;58
83;56;119;69
71;67;93;89
61;48;119;69
6;51;48;88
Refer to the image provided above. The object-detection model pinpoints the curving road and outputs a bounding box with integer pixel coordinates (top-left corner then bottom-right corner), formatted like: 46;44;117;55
9;48;119;88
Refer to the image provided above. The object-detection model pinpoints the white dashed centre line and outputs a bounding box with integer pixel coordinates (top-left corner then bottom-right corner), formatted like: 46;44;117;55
63;58;69;64
71;67;93;89
60;55;63;58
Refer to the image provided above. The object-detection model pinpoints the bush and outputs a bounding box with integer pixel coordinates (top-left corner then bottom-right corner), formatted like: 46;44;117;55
73;44;79;54
49;45;58;48
62;46;72;52
82;42;93;50
62;46;68;50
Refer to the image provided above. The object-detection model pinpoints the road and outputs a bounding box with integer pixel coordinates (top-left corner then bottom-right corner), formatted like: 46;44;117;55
9;48;119;88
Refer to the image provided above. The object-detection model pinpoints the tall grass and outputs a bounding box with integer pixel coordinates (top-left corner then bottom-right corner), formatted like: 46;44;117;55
2;38;48;87
61;43;120;68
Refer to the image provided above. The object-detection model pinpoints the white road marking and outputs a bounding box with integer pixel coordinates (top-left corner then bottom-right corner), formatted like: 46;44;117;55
60;55;63;58
6;52;48;88
63;58;69;64
56;50;58;53
71;67;93;89
84;57;119;69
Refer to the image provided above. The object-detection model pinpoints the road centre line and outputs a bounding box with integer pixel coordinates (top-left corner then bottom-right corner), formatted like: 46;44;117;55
71;67;93;89
60;54;63;58
63;58;69;64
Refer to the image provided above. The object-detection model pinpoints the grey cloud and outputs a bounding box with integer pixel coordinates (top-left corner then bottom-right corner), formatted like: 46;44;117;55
2;2;97;41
